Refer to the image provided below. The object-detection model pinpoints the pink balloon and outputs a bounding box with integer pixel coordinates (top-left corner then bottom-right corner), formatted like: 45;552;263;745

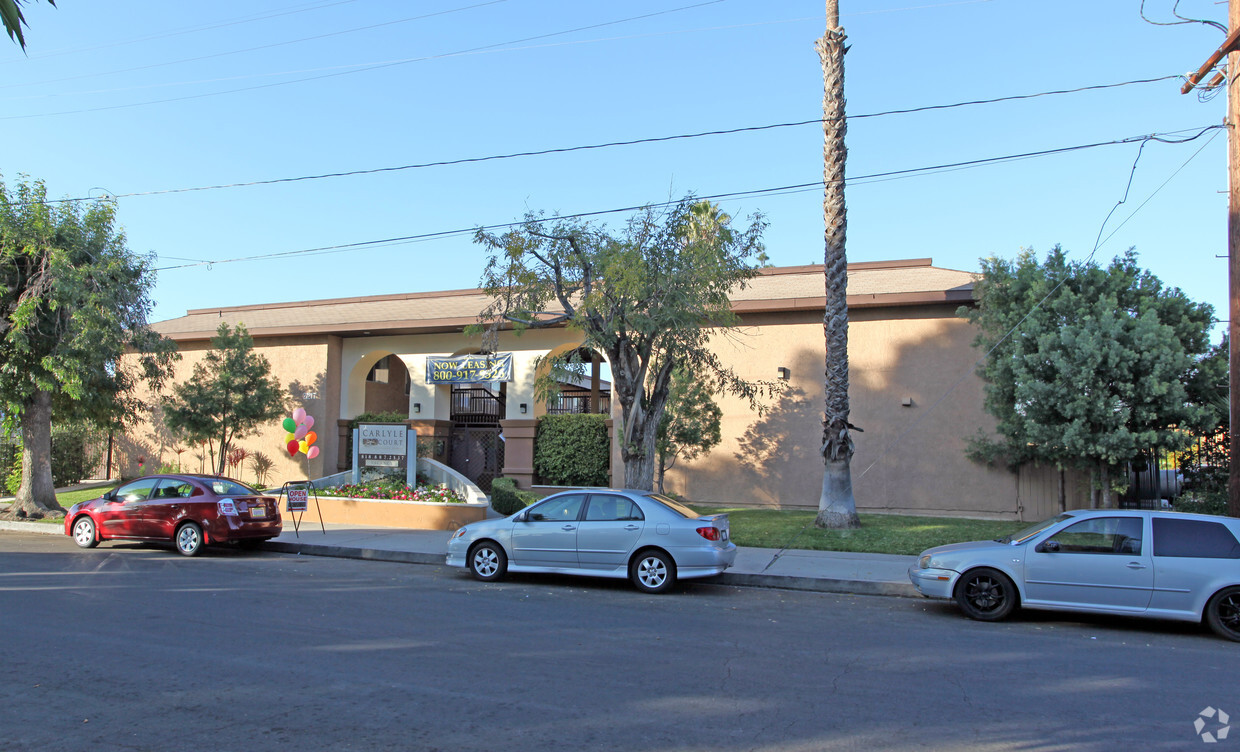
292;407;306;423
306;446;320;460
302;414;314;430
294;423;309;440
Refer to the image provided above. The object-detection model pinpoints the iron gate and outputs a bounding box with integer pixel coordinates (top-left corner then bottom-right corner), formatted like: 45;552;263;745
449;427;503;493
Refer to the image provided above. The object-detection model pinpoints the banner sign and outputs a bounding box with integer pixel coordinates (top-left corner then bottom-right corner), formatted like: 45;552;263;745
287;488;308;512
426;353;513;383
358;423;408;469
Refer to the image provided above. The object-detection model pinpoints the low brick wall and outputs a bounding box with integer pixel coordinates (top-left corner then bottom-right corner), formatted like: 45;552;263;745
306;496;488;530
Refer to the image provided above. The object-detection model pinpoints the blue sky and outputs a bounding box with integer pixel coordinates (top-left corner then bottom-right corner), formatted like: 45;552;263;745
1;0;1228;336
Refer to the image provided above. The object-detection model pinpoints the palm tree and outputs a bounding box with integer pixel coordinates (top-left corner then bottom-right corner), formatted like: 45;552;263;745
816;0;860;529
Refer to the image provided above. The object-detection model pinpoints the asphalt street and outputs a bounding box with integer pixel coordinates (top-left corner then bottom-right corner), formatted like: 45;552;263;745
1;531;1235;752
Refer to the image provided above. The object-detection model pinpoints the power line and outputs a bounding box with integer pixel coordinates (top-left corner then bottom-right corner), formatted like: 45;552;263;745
153;125;1223;272
0;0;509;93
41;74;1187;205
0;0;727;121
0;0;362;63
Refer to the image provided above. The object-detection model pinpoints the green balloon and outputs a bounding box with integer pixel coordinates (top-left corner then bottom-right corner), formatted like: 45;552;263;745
282;417;296;432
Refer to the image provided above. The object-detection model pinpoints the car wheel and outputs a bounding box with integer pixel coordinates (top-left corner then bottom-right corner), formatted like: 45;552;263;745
954;567;1017;621
630;549;676;594
468;541;507;582
1206;586;1240;642
71;517;98;549
175;522;204;557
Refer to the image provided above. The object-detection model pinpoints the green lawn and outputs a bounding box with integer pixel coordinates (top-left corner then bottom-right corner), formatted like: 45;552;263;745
692;506;1029;556
5;483;120;525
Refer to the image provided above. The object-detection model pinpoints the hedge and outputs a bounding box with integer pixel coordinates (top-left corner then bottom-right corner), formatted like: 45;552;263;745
490;477;539;516
534;413;610;487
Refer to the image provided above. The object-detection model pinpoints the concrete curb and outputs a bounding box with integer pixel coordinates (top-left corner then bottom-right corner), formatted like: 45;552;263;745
260;540;444;566
0;520;63;535
716;571;917;598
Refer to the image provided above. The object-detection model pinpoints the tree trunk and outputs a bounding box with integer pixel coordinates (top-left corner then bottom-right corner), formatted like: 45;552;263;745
620;406;660;490
1100;464;1112;509
815;0;859;530
1057;467;1066;513
8;390;63;519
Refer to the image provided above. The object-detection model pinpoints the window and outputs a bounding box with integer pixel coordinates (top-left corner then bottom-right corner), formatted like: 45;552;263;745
1152;517;1240;559
585;495;643;522
1046;517;1143;555
153;481;194;499
529;494;585;522
115;477;160;502
367;356;390;384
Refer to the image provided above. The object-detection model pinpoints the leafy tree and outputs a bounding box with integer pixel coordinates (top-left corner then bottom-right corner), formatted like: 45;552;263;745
474;197;771;490
962;247;1215;508
655;367;722;494
2;0;54;50
162;323;285;476
0;175;176;519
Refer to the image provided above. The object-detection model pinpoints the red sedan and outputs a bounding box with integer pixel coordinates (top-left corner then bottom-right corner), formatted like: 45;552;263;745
64;474;282;556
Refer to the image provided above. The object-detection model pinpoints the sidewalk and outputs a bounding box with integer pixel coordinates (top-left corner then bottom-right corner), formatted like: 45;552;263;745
0;515;918;598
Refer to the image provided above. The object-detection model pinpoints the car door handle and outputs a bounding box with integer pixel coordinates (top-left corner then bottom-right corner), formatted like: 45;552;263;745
562;525;576;531
1126;562;1147;570
625;525;640;530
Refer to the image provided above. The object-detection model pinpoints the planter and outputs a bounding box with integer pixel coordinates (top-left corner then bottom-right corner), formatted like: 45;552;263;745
309;495;488;530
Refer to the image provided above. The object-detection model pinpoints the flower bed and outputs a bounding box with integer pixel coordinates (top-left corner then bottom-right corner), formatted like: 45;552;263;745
318;475;466;504
305;477;482;530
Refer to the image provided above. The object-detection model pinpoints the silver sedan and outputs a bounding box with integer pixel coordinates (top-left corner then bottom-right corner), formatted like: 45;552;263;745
909;508;1240;641
447;489;737;593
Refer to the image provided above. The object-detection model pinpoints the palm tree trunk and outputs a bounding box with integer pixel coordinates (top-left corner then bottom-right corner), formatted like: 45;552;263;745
815;0;859;529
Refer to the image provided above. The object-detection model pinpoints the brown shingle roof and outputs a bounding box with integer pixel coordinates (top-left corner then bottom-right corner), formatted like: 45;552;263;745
153;258;975;341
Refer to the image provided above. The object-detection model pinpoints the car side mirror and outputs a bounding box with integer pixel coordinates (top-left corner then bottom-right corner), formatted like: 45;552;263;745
1038;540;1060;553
514;511;527;522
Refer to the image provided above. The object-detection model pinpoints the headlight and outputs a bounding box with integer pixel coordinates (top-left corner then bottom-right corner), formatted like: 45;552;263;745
918;554;933;570
450;527;468;540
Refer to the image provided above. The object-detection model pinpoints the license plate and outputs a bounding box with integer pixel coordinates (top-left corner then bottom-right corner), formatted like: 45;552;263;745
249;507;266;518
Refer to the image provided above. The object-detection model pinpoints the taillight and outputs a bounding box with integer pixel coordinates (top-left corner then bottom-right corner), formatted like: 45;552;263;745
696;526;720;541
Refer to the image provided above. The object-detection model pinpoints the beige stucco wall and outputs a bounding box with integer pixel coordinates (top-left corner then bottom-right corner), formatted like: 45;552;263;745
660;305;1021;518
121;335;339;486
127;302;1039;518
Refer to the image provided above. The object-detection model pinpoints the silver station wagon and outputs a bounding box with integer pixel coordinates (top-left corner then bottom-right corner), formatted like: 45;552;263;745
447;489;736;593
909;509;1240;641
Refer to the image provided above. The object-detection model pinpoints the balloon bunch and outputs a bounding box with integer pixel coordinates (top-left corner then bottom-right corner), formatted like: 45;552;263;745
283;408;319;460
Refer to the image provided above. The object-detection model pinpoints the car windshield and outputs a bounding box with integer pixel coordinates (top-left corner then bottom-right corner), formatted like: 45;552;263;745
646;493;700;519
996;513;1073;544
204;478;262;496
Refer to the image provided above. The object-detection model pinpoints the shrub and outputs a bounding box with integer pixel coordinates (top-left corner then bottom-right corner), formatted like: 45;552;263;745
1175;491;1229;517
490;477;538;516
534;414;610;487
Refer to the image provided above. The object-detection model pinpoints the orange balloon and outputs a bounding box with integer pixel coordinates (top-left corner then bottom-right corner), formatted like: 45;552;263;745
306;431;317;445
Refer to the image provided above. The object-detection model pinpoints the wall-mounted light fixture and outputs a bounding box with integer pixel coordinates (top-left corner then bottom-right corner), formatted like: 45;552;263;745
777;367;791;380
413;403;421;414
520;403;528;414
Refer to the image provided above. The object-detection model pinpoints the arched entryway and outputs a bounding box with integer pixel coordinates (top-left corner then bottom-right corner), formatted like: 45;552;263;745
445;356;506;493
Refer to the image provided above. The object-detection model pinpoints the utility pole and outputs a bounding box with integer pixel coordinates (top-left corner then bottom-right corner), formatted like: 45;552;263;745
1182;0;1240;517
